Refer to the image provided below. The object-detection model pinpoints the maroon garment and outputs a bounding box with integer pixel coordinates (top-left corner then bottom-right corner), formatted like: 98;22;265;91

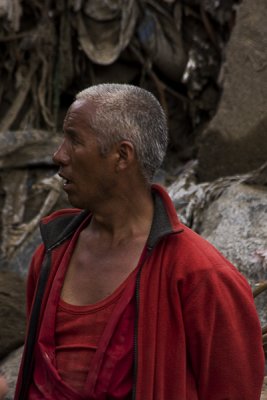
26;213;141;399
55;283;130;394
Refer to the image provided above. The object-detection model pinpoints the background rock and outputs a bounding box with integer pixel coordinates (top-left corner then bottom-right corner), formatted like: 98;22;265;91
199;182;267;326
0;130;61;168
0;346;23;400
197;0;267;181
0;271;25;360
200;183;267;284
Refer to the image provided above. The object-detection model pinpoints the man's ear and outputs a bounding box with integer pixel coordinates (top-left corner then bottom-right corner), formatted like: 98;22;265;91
115;141;135;171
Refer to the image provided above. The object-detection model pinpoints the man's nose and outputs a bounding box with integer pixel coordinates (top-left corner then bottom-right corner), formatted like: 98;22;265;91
52;141;69;166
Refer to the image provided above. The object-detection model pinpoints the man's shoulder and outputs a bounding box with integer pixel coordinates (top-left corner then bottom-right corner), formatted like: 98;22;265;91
167;223;233;270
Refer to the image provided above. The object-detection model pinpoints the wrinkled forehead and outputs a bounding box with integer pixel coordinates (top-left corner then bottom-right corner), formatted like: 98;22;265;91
63;98;97;129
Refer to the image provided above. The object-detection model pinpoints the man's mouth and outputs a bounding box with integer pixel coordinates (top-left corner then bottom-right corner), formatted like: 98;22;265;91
62;178;73;191
58;173;71;186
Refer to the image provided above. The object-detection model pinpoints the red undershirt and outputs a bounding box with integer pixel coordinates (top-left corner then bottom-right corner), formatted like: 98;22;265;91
28;213;143;399
55;275;132;396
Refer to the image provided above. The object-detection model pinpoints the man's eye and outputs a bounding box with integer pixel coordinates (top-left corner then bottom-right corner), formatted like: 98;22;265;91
71;137;79;145
63;132;82;146
69;135;81;146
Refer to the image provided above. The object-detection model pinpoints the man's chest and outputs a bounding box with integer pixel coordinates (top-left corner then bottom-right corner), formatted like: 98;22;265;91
60;237;145;305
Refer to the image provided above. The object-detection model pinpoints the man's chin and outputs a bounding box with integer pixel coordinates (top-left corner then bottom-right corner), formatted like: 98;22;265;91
65;193;82;209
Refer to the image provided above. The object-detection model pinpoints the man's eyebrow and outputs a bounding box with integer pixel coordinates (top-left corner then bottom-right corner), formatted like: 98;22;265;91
63;128;77;137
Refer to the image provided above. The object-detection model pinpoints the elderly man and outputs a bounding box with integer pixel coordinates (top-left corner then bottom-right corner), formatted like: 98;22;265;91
15;84;264;399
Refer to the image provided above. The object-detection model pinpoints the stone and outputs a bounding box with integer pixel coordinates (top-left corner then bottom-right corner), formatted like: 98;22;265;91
0;346;23;400
199;182;267;325
199;183;267;284
0;130;61;168
0;271;26;360
197;0;267;181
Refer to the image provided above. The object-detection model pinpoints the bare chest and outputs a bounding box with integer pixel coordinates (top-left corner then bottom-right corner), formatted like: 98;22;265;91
61;239;145;305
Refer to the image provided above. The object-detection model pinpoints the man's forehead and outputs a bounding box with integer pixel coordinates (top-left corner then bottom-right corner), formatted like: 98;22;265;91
64;98;96;124
69;97;95;112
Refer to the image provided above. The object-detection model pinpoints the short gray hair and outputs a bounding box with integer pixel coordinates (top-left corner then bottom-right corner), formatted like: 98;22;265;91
76;83;168;181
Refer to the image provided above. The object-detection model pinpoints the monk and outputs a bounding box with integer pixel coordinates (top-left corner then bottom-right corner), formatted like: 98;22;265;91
15;83;264;399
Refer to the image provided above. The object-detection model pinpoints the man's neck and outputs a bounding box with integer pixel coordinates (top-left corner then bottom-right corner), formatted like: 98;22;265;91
86;184;154;247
